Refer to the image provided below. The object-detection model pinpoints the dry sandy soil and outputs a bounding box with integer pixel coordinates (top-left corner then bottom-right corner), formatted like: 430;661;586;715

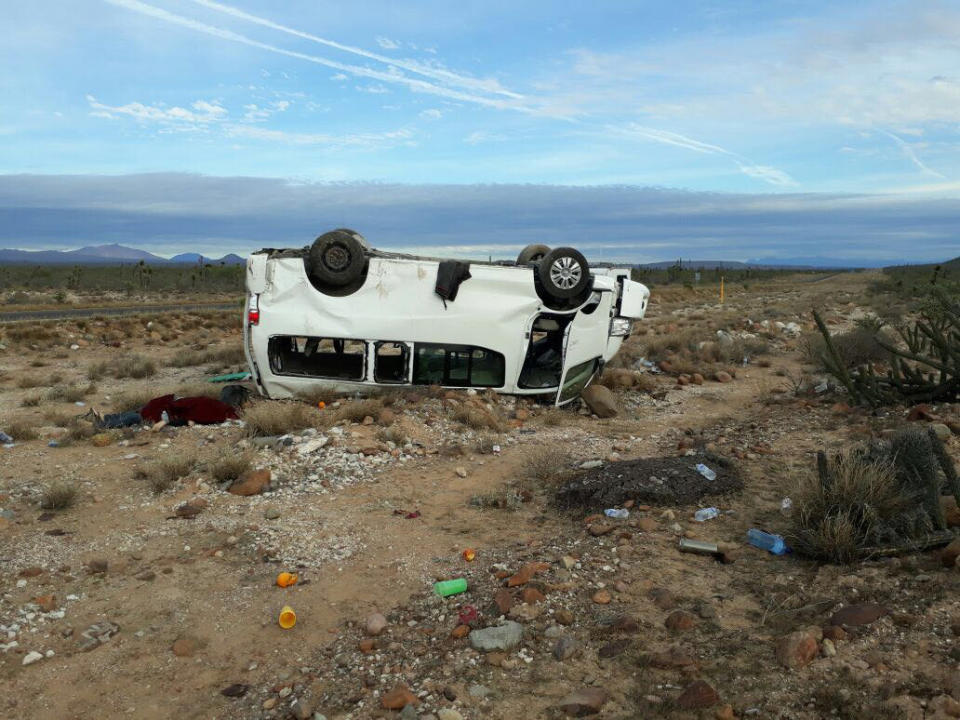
0;273;957;720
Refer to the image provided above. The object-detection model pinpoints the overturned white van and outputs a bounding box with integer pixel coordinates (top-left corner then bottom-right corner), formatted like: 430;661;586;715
243;229;649;405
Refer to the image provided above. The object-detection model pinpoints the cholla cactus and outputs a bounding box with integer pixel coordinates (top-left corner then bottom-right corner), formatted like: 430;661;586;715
813;289;959;406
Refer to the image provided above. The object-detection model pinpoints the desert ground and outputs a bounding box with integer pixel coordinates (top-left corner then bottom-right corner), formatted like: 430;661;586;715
1;272;957;720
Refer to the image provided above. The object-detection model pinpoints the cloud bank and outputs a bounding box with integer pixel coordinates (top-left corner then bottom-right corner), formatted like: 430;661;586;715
0;173;956;265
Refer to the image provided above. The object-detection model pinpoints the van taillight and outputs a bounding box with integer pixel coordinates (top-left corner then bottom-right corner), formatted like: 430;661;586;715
247;296;260;325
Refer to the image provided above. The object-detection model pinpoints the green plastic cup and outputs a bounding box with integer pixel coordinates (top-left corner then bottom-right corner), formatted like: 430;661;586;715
433;578;468;597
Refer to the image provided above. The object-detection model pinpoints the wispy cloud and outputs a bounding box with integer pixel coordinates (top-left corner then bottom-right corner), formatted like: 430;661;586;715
878;129;946;178
86;95;227;125
226;125;414;148
419;108;442;120
184;0;523;100
105;0;525;110
611;124;797;186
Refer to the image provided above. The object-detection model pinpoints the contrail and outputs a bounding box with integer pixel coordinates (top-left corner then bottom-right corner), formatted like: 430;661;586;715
105;0;522;110
879;129;946;179
186;0;524;100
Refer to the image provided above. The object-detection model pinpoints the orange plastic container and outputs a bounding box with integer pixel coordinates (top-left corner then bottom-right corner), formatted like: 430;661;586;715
276;572;298;588
278;605;296;629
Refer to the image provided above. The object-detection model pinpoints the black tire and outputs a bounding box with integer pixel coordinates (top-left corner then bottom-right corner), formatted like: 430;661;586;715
537;247;590;300
332;228;369;251
307;230;366;287
517;243;550;264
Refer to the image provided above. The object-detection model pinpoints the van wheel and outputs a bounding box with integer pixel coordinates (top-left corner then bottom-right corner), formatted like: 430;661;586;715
307;230;366;287
332;228;370;251
538;247;590;300
517;244;550;264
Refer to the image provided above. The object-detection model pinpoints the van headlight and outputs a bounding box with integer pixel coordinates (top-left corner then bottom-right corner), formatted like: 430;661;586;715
609;317;632;336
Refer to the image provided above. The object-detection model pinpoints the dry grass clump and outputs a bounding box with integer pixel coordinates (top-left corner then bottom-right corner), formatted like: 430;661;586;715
788;453;911;563
241;400;324;437
451;404;505;432
111;382;221;413
40;481;78;510
3;419;38;441
376;425;408;444
800;326;892;370
333;398;385;424
41;408;74;427
207;451;252;484
17;375;45;389
168;345;246;368
296;386;344;407
137;453;198;494
520;445;576;484
88;353;157;380
598;368;657;392
45;383;97;403
536;406;569;427
20;393;42;407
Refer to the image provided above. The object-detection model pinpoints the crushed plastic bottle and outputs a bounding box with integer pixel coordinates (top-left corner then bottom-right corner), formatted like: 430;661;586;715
747;528;789;555
780;497;793;513
694;507;720;522
604;508;630;519
0;431;12;444
695;463;716;481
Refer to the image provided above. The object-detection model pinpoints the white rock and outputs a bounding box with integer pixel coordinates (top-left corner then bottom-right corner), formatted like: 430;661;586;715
22;650;43;666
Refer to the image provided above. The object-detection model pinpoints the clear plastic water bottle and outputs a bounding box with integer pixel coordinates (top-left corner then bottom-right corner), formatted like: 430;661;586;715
695;463;716;481
747;528;789;555
604;508;629;519
694;507;719;522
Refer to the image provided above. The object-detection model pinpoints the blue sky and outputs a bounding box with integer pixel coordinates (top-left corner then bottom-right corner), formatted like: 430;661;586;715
1;0;958;262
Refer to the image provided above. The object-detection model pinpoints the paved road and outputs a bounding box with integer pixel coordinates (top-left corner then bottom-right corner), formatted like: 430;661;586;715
0;302;239;323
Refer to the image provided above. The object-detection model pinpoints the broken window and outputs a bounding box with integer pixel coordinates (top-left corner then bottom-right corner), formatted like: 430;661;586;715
268;336;366;380
558;357;600;403
374;342;410;383
412;344;505;388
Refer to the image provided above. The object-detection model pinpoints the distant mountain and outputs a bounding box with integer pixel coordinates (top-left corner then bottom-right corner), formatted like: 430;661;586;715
637;260;753;270
637;257;918;270
65;244;162;262
0;244;245;265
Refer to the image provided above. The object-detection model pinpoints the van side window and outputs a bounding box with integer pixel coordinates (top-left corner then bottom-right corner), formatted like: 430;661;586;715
374;342;410;383
413;344;505;388
268;336;365;380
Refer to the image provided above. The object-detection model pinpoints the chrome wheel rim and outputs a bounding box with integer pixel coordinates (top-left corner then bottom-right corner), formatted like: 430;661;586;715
549;256;581;289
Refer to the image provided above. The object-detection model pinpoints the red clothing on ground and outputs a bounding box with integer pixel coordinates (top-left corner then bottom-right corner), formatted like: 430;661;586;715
139;395;239;425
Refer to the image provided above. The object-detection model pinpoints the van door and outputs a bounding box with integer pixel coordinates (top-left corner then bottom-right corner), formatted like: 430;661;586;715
554;309;607;405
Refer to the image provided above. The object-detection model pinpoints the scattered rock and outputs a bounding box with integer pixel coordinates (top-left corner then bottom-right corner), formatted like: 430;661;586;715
592;589;612;605
676;680;720;710
469;621;524;652
554;636;580;661
494;588;513;614
930;423;953;440
648;647;699;670
86;559;108;574
228;469;271;496
450;624;470;639
220;684;249;698
437;710;464;720
557;687;610;717
829;603;888;627
588;523;615;537
714;371;732;383
665;610;697;631
507;562;550;587
263;506;281;520
381;685;418;710
35;594;57;612
776;629;819;669
649;587;676;610
521;587;545;604
580;385;619;418
941;496;960;528
941;538;960;568
598;639;630;659
555;608;575;625
822;625;849;641
174;498;207;519
135;570;156;581
366;612;388;637
171;634;200;657
22;650;44;666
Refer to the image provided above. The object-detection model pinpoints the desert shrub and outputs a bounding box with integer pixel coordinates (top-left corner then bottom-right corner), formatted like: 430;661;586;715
40;482;77;510
20;394;42;407
333;398;385;424
536;406;568;426
17;375;44;389
642;329;701;359
208;452;252;484
88;353;156;380
451;404;505;432
241;401;324;437
296;386;344;407
168;345;246;368
800;327;892;369
41;408;74;427
376;425;408;444
598;368;657;392
137;454;197;494
62;418;96;442
473;431;503;454
4;420;38;441
788;452;914;563
45;383;96;403
520;445;575;484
